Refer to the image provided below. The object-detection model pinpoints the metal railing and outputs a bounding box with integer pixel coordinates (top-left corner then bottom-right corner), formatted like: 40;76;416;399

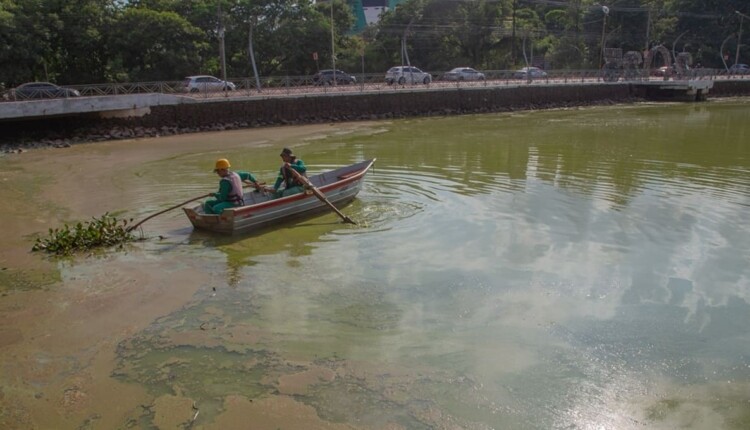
1;68;747;103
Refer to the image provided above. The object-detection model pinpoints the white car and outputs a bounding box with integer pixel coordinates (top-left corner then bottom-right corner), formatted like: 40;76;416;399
385;66;432;85
182;75;236;92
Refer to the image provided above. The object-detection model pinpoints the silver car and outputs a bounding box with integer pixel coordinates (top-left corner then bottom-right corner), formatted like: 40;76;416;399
442;67;486;81
385;66;432;85
513;67;548;80
182;75;236;92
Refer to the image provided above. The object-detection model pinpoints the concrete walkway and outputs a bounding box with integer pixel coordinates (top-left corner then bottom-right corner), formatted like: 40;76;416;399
0;93;197;120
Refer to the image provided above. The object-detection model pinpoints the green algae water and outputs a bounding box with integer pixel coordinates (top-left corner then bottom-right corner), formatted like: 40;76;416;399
3;101;750;429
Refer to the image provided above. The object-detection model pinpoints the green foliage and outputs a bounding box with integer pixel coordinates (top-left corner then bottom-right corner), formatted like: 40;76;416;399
109;8;208;81
1;0;749;85
31;214;135;256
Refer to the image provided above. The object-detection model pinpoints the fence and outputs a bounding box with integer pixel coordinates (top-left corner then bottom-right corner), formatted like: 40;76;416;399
1;68;747;102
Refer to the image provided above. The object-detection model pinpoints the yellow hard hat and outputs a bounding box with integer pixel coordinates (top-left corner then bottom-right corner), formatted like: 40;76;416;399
214;158;230;171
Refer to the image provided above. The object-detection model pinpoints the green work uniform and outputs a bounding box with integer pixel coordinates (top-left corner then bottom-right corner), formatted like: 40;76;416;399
204;171;258;215
272;159;307;198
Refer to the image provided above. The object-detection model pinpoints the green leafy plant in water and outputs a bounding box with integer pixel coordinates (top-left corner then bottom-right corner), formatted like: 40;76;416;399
31;213;135;256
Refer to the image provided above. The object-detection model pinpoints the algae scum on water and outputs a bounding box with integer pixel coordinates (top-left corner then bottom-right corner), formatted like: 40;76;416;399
31;213;136;256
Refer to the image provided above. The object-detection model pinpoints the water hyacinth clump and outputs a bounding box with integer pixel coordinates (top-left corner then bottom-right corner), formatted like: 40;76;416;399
32;213;136;256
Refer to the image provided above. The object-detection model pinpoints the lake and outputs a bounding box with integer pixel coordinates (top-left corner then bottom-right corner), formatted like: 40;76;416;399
0;100;748;429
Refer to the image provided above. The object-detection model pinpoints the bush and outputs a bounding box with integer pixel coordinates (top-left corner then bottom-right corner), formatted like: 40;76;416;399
32;214;135;256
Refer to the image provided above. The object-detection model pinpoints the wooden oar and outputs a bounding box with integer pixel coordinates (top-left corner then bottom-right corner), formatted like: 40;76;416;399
126;193;212;232
287;167;356;225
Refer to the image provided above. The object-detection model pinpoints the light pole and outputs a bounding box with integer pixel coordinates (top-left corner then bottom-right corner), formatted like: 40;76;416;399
217;1;227;91
511;0;517;65
599;5;609;68
672;30;688;62
331;0;336;86
721;34;734;71
736;11;748;67
219;27;227;84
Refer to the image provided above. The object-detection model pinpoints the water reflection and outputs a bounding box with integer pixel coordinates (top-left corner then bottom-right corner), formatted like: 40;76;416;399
67;102;750;428
184;217;350;286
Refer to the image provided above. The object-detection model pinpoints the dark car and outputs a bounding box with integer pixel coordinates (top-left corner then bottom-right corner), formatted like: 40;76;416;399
312;69;356;85
10;82;81;100
728;63;750;75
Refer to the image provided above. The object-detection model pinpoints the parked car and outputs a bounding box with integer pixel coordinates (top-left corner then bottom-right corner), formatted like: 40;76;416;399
512;67;547;79
442;67;485;81
728;63;750;75
182;75;235;92
10;82;81;99
652;66;672;77
385;66;432;85
312;69;356;85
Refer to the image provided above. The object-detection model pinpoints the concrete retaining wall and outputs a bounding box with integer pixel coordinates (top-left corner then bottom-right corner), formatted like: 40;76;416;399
1;81;748;149
137;84;635;129
709;79;750;97
129;81;750;129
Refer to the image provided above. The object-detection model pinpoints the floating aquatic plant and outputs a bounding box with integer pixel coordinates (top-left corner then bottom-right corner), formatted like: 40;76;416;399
32;213;136;256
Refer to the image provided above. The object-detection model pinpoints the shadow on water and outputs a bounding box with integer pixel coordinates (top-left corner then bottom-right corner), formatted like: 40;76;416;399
186;218;345;287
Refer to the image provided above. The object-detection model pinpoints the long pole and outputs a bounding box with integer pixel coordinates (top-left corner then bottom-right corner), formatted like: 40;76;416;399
127;193;212;232
126;182;266;232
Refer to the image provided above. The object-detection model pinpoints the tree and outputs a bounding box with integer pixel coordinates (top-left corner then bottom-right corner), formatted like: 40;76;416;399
0;0;62;85
52;0;115;84
667;0;748;67
109;8;208;81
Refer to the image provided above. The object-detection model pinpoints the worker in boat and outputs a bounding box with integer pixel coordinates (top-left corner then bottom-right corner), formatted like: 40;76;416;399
267;147;307;198
204;158;262;215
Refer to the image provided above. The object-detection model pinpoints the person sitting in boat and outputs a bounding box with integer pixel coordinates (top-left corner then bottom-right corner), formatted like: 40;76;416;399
268;147;307;198
204;158;261;214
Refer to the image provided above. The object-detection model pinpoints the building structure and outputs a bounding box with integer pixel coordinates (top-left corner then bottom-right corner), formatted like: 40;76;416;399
321;0;404;33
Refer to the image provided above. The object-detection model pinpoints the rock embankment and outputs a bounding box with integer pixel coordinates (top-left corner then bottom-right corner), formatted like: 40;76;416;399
0;82;664;154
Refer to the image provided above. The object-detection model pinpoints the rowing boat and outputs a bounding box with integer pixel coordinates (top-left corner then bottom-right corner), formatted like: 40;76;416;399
183;158;375;234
